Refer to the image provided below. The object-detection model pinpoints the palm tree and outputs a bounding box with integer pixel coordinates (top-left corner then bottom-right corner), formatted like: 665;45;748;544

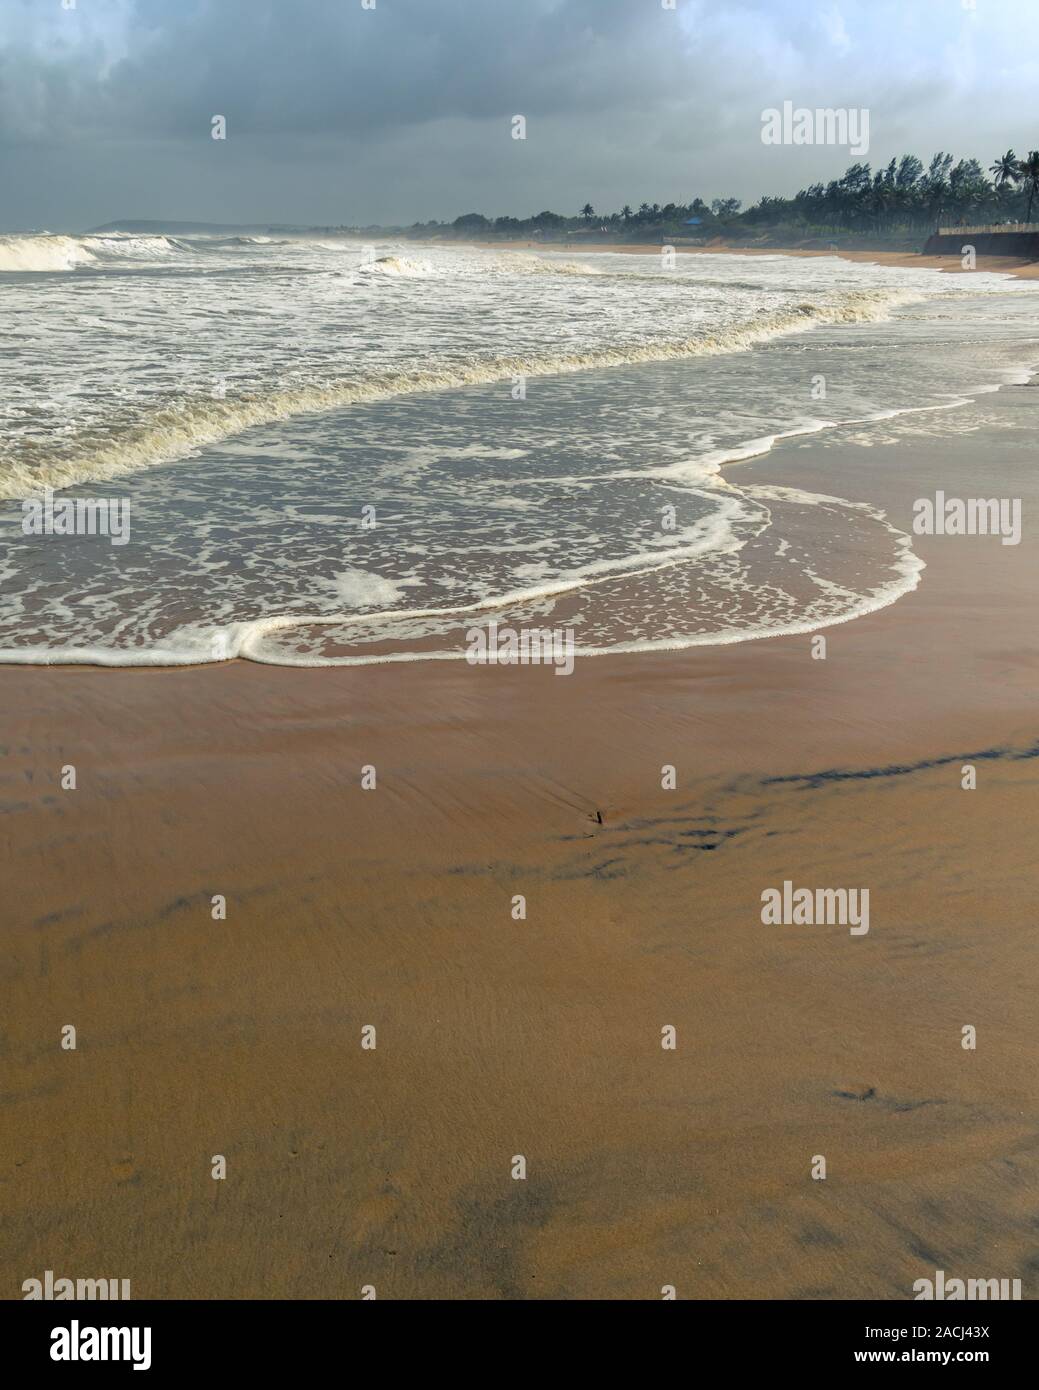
990;149;1019;188
581;203;594;222
621;205;633;222
1018;151;1039;223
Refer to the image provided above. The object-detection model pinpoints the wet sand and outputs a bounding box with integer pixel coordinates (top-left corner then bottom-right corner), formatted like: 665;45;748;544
3;386;1038;1300
474;237;1039;281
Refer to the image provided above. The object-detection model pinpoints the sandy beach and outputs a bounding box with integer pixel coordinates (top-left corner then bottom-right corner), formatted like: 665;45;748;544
474;237;1039;282
10;0;1039;1353
4;374;1037;1299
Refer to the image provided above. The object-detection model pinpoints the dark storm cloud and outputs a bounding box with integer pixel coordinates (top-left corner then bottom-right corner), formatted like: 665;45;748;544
1;0;1037;230
2;0;696;139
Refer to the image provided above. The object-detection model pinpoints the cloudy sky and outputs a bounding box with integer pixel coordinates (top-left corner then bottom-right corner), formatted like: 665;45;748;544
1;0;1037;231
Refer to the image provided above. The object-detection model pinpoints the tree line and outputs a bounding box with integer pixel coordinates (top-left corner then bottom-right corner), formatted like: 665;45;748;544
388;149;1039;242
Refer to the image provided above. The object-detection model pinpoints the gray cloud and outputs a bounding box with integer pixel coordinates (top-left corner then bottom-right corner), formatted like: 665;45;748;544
1;0;1037;230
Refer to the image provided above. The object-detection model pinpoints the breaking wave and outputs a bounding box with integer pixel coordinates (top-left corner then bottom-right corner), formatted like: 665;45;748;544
0;231;186;272
0;287;918;497
361;254;436;277
0;234;97;272
504;256;605;276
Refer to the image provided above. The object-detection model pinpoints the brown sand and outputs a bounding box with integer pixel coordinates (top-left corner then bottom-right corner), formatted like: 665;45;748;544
3;387;1038;1299
473;237;1039;281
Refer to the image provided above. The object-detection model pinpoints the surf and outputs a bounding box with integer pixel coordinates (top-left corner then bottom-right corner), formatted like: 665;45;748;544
0;285;920;498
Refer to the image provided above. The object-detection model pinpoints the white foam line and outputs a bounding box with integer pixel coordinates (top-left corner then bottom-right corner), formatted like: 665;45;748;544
236;499;925;667
1;286;921;499
0;464;908;669
3;337;1034;670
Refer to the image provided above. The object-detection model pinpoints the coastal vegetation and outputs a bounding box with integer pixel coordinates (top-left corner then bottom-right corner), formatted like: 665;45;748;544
357;149;1039;245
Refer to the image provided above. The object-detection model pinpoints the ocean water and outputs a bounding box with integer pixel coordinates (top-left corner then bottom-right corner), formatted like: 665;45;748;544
0;232;1036;665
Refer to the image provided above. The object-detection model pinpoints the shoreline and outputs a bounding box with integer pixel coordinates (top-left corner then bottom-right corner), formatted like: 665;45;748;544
3;382;1038;1298
5;376;1032;677
469;237;1039;281
4;251;1035;675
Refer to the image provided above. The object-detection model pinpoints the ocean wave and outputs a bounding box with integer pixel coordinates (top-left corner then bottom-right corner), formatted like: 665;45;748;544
0;485;924;669
0;287;919;497
83;234;184;261
302;238;372;252
503;256;604;276
196;235;290;249
0;234;97;272
0;231;186;272
361;254;435;277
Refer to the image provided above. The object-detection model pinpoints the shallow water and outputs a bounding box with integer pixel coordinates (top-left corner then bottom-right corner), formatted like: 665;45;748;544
1;235;1036;664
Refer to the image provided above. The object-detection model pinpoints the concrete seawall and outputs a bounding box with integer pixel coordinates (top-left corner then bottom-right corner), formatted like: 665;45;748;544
924;230;1039;257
